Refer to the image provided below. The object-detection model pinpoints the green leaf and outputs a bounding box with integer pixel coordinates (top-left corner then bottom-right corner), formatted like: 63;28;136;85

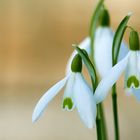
89;0;104;60
112;13;132;65
73;44;97;91
89;0;104;37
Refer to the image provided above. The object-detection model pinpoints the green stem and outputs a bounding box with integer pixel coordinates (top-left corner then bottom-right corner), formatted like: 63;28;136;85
99;103;108;140
91;37;94;63
89;1;107;137
96;104;103;140
90;37;108;140
92;79;107;140
112;84;119;140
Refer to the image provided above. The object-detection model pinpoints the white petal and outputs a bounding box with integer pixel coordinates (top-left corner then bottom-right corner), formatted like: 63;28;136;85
94;27;113;78
62;73;76;111
94;27;129;78
94;53;130;104
137;51;140;71
73;73;96;129
32;77;67;122
66;37;91;75
124;51;140;88
118;41;129;61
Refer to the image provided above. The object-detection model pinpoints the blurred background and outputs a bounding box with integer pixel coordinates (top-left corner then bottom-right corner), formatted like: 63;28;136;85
0;0;140;139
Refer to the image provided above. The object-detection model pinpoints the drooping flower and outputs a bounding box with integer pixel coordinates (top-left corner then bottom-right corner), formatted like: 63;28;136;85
94;27;128;78
94;9;129;78
32;54;97;129
94;30;140;103
66;9;129;78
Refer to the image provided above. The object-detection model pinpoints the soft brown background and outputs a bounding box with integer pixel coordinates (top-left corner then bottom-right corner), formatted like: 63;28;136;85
0;0;140;139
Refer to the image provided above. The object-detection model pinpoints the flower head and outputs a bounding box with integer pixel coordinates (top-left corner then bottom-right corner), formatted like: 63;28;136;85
32;54;96;129
94;30;140;103
66;9;129;79
63;72;97;128
94;8;129;78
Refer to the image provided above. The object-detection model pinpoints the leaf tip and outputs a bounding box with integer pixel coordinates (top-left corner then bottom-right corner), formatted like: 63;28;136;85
127;12;133;16
72;44;78;49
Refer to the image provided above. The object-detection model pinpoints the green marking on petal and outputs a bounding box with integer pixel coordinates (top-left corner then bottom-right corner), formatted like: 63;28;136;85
127;75;139;88
63;98;73;110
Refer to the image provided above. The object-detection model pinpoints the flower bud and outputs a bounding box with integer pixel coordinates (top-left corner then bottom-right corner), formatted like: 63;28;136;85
129;30;140;50
71;54;82;72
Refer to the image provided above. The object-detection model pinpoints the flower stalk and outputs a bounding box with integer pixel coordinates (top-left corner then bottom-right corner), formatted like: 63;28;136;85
96;103;107;140
112;84;119;140
94;78;107;140
92;72;106;140
92;77;103;140
96;93;108;140
96;104;103;140
89;1;108;139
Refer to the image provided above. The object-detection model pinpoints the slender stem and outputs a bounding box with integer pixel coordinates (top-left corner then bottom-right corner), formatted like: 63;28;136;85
89;1;108;137
112;84;120;140
96;104;103;140
90;28;108;140
99;103;108;140
91;37;94;63
127;26;135;31
92;79;108;139
92;81;102;140
91;78;108;140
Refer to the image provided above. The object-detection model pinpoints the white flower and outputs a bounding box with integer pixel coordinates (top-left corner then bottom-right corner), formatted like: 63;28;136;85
66;27;129;78
32;72;96;129
94;50;140;103
94;27;129;78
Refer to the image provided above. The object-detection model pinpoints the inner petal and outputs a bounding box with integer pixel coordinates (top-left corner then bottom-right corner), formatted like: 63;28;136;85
125;51;140;89
63;97;74;110
127;75;139;88
62;73;76;111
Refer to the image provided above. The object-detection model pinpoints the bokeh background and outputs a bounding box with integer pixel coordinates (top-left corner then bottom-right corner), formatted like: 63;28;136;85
0;0;140;139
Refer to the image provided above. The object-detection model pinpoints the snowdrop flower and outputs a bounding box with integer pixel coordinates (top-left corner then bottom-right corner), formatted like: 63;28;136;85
94;30;140;103
94;9;129;78
66;9;129;78
32;54;97;129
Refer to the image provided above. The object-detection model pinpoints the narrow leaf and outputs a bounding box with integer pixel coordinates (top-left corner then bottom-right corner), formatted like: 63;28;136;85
73;44;97;90
89;0;104;60
112;13;132;65
89;0;104;37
